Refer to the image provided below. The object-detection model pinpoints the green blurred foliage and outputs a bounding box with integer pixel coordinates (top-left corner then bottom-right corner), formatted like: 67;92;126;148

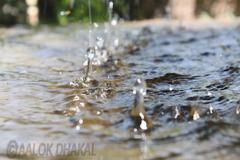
0;0;130;26
56;0;108;25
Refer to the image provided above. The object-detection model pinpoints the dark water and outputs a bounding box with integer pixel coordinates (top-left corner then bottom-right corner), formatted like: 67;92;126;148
0;22;240;160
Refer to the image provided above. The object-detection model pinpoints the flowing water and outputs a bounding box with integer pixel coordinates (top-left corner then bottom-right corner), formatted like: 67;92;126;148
0;21;240;160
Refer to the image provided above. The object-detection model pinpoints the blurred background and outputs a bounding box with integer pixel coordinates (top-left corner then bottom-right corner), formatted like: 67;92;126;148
0;0;240;26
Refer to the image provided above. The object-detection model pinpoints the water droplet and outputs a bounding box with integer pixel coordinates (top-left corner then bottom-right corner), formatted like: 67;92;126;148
69;106;80;112
96;37;104;48
207;91;212;96
140;120;148;130
86;47;95;60
69;81;79;87
76;107;81;112
114;38;119;47
76;125;81;131
193;111;200;120
133;79;146;96
97;111;101;115
100;92;107;99
79;102;85;107
169;85;173;91
111;19;117;26
73;95;80;101
174;106;180;119
93;22;99;28
109;1;113;9
236;106;240;115
139;112;145;119
79;119;83;124
209;104;214;114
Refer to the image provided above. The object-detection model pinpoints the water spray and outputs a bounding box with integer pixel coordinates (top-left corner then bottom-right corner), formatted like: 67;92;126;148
131;79;153;131
83;0;95;83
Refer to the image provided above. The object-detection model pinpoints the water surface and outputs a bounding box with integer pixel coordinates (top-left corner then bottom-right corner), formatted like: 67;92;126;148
0;22;240;160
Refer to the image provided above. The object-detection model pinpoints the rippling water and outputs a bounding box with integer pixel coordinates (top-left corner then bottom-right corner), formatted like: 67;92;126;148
0;21;240;159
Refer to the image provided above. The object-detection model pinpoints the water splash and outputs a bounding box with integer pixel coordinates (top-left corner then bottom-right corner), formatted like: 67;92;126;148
139;113;148;130
131;79;153;131
78;0;96;84
93;37;109;66
83;47;95;82
132;79;147;116
133;79;147;96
